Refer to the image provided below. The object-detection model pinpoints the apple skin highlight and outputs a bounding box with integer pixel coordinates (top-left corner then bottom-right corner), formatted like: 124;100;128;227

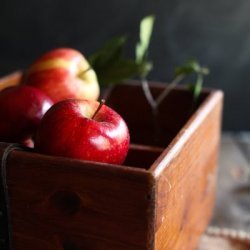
35;99;130;165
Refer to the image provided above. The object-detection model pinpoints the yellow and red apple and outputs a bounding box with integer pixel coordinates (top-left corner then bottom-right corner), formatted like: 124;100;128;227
24;48;100;103
35;99;130;164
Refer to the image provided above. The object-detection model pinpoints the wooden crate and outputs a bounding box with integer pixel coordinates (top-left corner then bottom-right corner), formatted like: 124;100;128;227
0;74;223;250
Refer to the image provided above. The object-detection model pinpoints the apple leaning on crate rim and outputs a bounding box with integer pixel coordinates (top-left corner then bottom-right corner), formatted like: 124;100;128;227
35;99;130;165
0;48;130;164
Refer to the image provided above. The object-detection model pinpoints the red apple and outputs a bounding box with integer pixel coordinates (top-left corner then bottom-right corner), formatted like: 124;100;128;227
35;99;130;164
24;48;100;103
0;85;53;144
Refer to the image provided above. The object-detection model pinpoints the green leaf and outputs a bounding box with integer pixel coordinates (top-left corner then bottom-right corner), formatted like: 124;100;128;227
186;83;195;91
175;58;209;77
87;15;156;86
175;59;200;76
193;74;203;100
186;75;203;101
138;61;153;78
136;15;155;65
88;36;135;86
200;67;210;75
88;36;127;69
95;59;140;86
177;59;210;101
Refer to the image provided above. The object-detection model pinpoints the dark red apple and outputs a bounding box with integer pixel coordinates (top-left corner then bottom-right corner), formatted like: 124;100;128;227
35;99;130;164
0;85;53;144
24;48;100;103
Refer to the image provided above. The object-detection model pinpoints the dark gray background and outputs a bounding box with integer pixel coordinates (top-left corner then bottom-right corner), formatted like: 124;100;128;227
0;0;249;131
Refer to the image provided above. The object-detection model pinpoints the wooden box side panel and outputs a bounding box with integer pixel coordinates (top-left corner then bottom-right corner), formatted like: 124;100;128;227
153;91;223;250
0;150;155;250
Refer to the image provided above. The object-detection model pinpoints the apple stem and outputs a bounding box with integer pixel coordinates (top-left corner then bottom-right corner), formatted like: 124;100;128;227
92;99;105;119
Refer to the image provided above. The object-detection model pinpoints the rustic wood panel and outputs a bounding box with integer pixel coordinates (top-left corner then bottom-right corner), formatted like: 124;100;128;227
0;148;155;250
151;91;223;250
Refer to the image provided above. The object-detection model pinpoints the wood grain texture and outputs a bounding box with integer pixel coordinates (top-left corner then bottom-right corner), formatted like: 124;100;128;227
0;79;223;250
0;148;155;250
151;90;223;250
107;82;223;249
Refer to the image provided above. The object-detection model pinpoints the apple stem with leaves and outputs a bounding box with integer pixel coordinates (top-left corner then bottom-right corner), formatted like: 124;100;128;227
89;15;209;145
92;99;105;119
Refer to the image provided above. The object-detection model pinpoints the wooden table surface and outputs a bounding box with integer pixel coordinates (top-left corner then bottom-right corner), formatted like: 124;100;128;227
198;132;250;249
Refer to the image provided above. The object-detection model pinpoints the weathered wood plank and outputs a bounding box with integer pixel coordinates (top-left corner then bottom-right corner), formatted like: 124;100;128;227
152;91;223;250
0;148;155;250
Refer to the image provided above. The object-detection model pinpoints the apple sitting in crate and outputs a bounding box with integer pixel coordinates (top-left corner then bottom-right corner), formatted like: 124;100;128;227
0;48;223;250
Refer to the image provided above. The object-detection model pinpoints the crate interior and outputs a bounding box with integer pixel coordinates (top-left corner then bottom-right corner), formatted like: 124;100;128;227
106;82;210;169
123;143;164;169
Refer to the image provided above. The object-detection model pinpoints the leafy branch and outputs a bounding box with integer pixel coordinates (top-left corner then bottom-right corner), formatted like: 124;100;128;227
88;15;210;144
88;15;209;108
175;59;209;101
135;15;157;113
88;15;155;87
